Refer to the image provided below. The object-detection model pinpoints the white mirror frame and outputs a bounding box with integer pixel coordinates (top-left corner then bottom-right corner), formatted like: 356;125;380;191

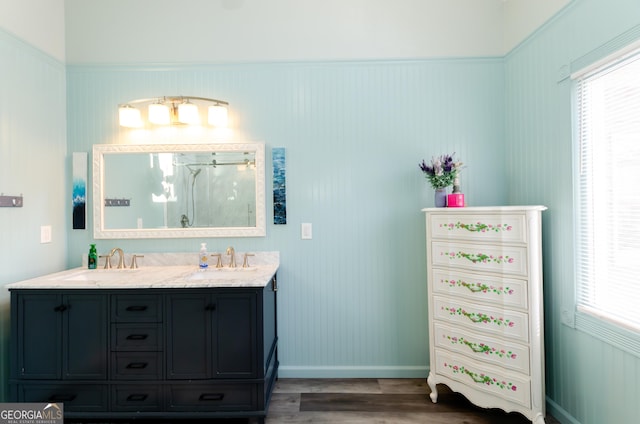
92;142;266;239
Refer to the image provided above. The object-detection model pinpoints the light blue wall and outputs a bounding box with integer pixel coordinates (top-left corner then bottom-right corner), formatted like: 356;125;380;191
66;59;506;378
5;0;640;422
505;0;640;423
0;29;67;400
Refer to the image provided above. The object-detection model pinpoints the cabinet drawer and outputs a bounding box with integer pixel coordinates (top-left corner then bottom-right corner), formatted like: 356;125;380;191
112;295;162;322
434;323;530;374
433;296;529;343
431;269;528;310
167;383;258;411
429;213;526;243
112;384;162;411
435;350;531;408
17;384;108;412
112;323;162;351
431;241;528;277
112;352;163;380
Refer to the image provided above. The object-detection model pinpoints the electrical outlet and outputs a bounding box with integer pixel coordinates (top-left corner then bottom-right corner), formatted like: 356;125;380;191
301;223;312;240
40;225;52;244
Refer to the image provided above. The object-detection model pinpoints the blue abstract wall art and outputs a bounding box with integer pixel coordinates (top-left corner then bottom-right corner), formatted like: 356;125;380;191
272;147;286;224
72;152;87;230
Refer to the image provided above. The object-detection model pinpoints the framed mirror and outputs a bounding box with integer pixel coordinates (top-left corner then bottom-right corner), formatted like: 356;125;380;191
92;142;266;239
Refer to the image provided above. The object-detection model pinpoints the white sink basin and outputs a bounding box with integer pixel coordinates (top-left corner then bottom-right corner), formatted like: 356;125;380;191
187;267;259;280
53;269;140;282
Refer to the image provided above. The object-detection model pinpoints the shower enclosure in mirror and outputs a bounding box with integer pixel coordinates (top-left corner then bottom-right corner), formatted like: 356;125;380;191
93;143;265;238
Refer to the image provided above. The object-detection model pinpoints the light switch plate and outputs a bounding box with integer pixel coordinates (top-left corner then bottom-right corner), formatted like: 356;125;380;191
40;225;52;244
301;223;312;240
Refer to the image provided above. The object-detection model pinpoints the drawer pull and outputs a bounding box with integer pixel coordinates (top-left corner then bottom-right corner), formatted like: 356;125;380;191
205;303;216;311
126;334;149;340
126;362;148;369
126;394;148;402
48;394;76;402
199;393;224;401
126;305;148;312
53;304;68;312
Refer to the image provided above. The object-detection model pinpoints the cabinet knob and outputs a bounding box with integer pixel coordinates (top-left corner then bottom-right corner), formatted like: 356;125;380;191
205;303;216;311
53;304;68;312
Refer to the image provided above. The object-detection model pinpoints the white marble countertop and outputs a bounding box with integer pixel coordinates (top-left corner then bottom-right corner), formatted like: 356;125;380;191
6;251;279;289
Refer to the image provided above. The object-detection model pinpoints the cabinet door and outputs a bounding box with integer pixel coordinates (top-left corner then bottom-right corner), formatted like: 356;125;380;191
63;293;108;379
166;293;213;379
214;292;257;378
14;294;61;379
14;292;107;380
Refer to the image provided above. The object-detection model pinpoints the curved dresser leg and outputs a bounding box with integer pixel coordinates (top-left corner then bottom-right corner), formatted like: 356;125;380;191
427;371;438;403
532;413;546;424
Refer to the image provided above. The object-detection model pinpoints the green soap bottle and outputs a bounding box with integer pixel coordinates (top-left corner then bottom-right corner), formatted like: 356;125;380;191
88;244;98;269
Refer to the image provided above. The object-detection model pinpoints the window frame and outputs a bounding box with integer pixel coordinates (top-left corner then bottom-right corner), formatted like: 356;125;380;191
571;39;640;357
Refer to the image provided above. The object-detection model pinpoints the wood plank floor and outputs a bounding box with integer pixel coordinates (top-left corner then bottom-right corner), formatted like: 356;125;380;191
267;378;560;424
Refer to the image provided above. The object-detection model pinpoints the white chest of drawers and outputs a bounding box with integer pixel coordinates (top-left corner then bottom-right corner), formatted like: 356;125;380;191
423;206;547;424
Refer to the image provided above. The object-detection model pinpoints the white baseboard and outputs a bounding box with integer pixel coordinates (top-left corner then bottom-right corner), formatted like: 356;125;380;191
277;365;429;379
546;396;582;424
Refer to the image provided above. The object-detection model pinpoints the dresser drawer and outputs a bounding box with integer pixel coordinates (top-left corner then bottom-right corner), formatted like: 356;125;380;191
166;383;258;411
431;241;528;277
433;296;529;343
435;350;531;408
431;268;528;310
17;383;108;412
434;322;530;374
112;294;162;322
112;384;162;411
429;213;526;243
112;323;163;351
111;352;163;380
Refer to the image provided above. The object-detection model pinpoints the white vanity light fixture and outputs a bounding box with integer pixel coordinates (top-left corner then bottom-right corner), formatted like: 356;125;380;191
118;104;143;128
148;102;171;125
118;96;229;128
208;104;228;127
177;100;200;124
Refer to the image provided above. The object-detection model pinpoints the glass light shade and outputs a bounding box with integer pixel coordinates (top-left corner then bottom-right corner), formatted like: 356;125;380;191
208;105;228;127
178;102;200;124
118;106;142;128
148;103;171;125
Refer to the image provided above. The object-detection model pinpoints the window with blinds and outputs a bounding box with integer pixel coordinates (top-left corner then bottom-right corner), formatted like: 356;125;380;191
574;48;640;334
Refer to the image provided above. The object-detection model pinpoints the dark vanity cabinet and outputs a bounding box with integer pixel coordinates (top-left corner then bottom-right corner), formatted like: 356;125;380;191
9;277;279;423
10;292;109;411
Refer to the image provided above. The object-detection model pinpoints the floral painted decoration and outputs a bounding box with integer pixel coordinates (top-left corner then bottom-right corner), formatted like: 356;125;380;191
419;153;463;189
444;362;518;391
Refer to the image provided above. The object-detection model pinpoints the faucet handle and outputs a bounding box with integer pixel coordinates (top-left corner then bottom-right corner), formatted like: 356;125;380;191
242;253;255;268
210;253;222;268
226;246;236;268
100;255;112;269
129;254;144;269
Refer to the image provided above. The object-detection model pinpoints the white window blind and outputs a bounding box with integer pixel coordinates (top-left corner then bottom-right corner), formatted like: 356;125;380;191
575;50;640;333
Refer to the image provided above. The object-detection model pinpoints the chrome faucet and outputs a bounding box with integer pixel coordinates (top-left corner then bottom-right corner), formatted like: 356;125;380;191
108;247;125;269
226;246;236;268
